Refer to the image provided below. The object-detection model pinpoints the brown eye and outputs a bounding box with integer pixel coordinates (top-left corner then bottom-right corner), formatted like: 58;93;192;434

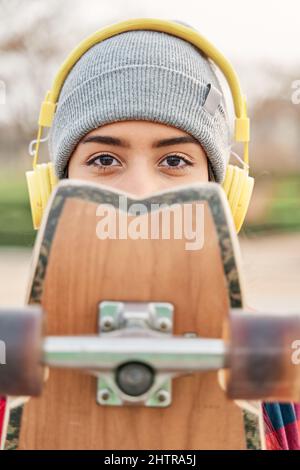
86;153;121;167
159;154;193;168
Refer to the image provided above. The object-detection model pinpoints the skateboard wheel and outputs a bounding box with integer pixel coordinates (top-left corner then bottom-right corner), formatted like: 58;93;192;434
115;362;155;396
227;309;300;400
0;306;44;396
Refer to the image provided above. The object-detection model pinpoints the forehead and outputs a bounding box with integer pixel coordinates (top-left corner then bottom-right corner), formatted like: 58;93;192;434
85;120;189;136
80;121;201;150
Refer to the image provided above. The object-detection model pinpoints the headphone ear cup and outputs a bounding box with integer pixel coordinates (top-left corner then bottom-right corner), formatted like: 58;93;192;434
222;164;254;233
26;170;43;230
26;162;58;230
36;163;51;212
222;164;240;218
47;162;58;191
234;175;255;233
229;167;248;216
222;164;234;195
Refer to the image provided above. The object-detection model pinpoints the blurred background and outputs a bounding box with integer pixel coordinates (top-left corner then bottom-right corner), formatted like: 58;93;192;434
0;0;299;311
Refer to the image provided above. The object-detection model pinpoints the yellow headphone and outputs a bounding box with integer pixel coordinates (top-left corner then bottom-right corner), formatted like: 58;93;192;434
26;18;254;233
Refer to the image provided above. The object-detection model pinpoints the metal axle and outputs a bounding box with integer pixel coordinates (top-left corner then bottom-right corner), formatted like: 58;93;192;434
43;334;228;373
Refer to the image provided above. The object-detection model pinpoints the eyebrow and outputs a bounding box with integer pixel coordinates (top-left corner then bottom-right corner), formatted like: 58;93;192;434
81;135;199;148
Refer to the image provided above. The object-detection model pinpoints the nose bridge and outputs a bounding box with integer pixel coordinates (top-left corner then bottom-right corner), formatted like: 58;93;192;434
120;157;158;197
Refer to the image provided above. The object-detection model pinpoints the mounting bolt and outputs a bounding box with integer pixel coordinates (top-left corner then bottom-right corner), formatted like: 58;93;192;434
157;317;172;332
99;388;111;401
156;389;170;403
100;315;115;332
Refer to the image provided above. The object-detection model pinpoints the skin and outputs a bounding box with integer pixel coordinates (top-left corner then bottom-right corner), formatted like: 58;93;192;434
68;120;209;196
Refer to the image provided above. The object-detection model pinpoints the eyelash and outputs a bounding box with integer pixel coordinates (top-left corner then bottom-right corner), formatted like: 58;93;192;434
86;153;120;170
86;153;194;170
159;154;193;169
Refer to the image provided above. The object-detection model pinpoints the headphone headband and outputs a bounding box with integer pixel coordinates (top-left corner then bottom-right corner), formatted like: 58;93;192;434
38;18;249;147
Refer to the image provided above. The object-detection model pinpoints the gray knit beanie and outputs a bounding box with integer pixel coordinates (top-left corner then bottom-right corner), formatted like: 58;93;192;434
48;24;231;182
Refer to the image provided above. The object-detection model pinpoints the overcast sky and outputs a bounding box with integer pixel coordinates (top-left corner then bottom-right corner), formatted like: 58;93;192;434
75;0;300;67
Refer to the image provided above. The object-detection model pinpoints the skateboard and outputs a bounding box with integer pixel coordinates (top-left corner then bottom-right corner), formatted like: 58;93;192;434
0;180;299;450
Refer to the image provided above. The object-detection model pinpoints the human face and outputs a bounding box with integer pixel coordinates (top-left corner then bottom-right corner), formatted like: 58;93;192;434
68;120;209;197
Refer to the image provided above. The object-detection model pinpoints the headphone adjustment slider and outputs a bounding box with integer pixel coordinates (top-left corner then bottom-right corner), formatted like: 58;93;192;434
234;117;250;143
38;91;56;128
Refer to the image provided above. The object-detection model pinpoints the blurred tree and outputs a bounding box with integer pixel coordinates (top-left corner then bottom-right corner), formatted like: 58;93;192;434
251;84;300;175
0;0;73;137
0;0;145;164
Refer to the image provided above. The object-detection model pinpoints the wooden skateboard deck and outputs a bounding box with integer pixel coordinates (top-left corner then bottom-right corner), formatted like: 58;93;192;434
4;180;263;450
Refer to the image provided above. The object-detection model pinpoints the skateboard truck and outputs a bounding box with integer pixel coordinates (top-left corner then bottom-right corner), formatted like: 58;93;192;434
0;306;299;402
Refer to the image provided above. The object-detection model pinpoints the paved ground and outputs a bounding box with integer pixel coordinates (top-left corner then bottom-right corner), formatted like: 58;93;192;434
239;233;300;312
0;248;32;307
0;233;299;312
